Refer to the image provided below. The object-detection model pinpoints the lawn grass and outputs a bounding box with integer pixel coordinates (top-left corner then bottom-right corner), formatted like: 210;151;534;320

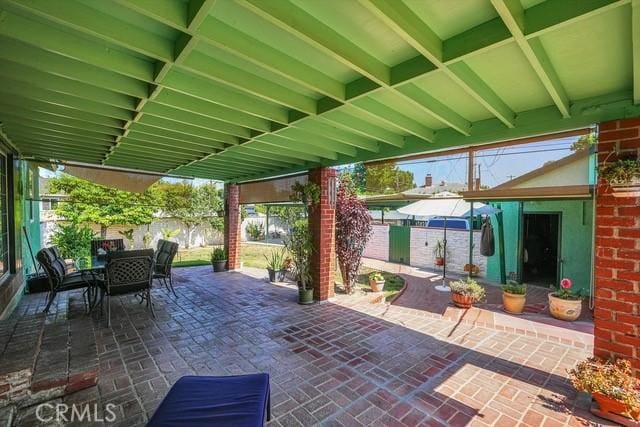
172;243;277;269
334;265;405;302
174;244;405;301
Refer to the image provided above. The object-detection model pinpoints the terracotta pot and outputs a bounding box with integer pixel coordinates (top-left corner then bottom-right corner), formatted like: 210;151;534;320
502;291;526;314
451;292;475;309
548;293;582;321
435;257;445;266
593;392;640;421
369;278;385;293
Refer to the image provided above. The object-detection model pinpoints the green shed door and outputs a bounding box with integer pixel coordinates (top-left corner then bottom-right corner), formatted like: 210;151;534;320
389;225;410;265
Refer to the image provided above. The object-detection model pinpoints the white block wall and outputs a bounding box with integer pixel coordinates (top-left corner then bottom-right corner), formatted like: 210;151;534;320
410;227;486;277
363;224;389;261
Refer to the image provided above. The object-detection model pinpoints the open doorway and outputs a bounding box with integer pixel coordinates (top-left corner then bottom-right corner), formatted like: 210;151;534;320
522;213;561;287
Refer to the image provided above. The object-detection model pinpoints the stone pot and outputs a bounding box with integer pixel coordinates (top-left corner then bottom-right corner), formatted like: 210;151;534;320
369;278;385;293
451;292;475;309
212;260;227;273
502;291;526;314
548;293;582;321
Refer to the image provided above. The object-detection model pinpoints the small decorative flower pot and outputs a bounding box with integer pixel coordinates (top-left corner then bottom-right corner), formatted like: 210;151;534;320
212;260;227;273
451;293;475;309
592;392;640;421
369;278;385;293
502;291;526;314
548;293;582;321
610;177;640;198
435;257;445;266
267;268;277;282
277;269;286;282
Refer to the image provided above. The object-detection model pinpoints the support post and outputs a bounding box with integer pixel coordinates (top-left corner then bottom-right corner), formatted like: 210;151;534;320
265;205;270;241
308;167;336;302
496;211;507;284
594;118;640;376
224;183;241;271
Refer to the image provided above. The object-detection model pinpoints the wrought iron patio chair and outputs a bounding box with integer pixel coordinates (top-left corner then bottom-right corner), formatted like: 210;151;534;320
103;249;155;327
36;246;94;313
153;239;179;298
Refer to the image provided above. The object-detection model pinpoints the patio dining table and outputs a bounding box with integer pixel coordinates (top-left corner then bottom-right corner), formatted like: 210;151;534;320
76;257;106;313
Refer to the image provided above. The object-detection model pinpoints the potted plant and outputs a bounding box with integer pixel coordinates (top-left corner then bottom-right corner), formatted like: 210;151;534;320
211;247;227;272
449;279;486;309
285;181;321;305
433;239;446;266
285;220;314;304
599;158;640;197
568;357;640;423
264;247;287;282
502;281;527;314
464;263;480;277
548;277;582;321
368;272;385;292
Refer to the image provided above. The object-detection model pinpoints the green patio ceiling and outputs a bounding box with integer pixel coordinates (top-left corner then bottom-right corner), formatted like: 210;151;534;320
1;0;639;182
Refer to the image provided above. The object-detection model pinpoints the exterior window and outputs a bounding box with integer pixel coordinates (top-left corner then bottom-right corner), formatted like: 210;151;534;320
0;153;8;277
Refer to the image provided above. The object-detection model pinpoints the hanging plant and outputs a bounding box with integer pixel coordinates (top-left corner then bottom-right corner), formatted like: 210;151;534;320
599;158;640;197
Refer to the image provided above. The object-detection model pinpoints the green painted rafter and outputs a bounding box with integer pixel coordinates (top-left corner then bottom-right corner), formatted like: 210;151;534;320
490;0;570;118
633;0;640;104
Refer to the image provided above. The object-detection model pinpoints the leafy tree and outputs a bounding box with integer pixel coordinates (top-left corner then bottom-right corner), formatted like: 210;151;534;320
335;175;372;294
570;133;598;151
49;174;157;238
155;182;223;249
364;163;414;194
346;163;367;194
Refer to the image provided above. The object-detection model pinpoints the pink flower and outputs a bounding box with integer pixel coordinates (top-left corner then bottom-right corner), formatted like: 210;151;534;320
560;278;572;289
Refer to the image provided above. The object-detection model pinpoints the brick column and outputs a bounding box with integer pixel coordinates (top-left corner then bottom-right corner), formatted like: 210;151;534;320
595;118;640;375
224;183;241;271
308;168;336;301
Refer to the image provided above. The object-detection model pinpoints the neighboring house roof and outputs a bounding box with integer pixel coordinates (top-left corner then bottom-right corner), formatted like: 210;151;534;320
461;150;593;201
363;181;467;208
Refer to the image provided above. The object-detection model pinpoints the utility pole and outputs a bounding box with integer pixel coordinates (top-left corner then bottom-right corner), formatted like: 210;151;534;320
467;150;475;191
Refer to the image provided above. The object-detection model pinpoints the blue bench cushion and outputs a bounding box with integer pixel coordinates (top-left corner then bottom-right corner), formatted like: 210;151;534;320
148;374;270;427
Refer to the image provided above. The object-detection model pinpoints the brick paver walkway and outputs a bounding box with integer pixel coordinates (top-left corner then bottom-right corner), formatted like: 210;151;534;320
2;266;608;426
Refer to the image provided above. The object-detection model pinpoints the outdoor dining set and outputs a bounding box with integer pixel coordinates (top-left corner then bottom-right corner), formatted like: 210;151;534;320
35;238;179;326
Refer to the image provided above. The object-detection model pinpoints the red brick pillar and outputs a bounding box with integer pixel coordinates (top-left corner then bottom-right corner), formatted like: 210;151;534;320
224;183;241;271
594;118;640;375
308;168;336;301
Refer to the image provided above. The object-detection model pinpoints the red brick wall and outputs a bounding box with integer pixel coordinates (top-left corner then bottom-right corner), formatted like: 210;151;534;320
595;118;640;374
224;184;241;271
309;168;336;301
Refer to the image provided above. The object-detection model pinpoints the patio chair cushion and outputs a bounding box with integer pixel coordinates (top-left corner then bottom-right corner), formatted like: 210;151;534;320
148;374;270;427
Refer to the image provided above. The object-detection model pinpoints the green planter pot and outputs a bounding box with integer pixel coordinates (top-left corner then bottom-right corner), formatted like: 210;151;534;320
298;288;314;305
212;260;227;272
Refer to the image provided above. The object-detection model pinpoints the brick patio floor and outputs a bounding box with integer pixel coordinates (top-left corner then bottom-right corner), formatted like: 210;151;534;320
2;266;610;426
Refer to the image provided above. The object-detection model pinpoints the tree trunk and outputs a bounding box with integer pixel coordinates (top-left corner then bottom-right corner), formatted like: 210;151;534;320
100;225;108;239
185;225;192;249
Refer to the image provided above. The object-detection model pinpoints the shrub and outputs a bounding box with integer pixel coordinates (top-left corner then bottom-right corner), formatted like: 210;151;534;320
284;219;313;290
335;175;372;294
50;223;95;261
246;222;265;241
449;279;486;302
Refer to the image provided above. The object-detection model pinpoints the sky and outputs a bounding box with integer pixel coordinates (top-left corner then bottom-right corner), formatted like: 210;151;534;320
397;136;580;188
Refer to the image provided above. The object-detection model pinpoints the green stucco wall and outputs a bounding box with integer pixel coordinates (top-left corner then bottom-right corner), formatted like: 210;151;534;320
486;199;593;296
20;161;40;277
